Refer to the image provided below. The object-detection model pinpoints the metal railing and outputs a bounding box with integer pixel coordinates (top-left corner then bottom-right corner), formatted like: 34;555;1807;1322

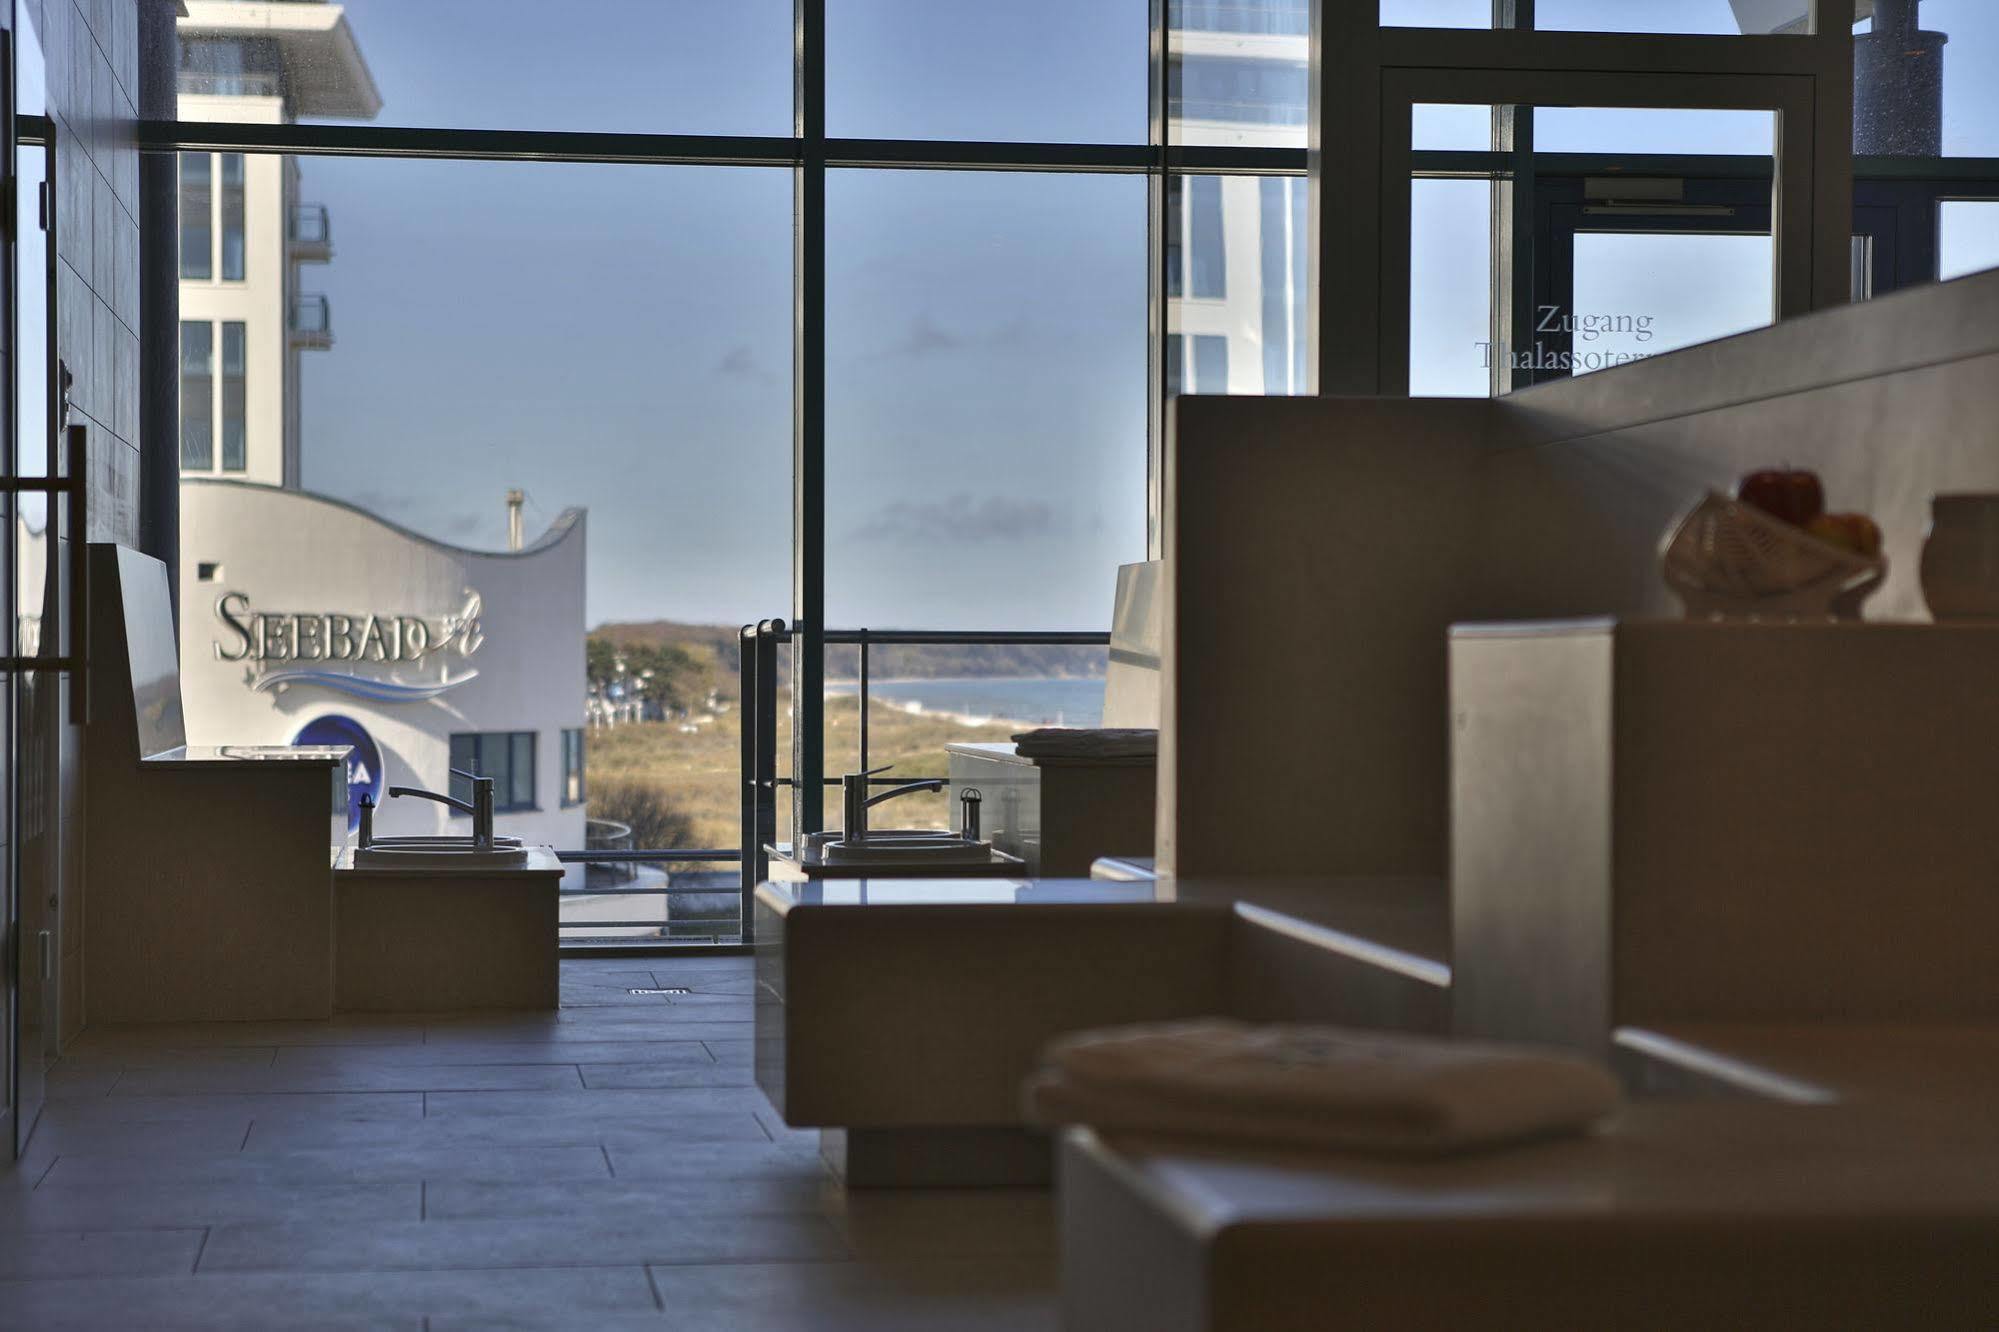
559;620;1110;949
554;847;741;943
289;293;333;347
288;202;331;251
736;621;1113;939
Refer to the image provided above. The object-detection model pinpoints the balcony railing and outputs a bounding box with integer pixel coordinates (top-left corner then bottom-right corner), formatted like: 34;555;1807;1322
288;293;333;349
288;203;332;260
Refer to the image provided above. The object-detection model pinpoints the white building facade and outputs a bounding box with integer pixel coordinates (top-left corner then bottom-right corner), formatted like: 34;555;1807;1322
179;482;588;851
174;3;589;856
1168;2;1310;396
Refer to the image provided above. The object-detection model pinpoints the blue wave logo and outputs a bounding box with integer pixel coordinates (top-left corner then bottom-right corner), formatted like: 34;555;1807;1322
252;669;479;703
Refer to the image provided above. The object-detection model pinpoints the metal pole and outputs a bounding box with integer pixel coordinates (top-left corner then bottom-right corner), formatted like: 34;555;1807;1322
791;0;827;841
857;631;869;778
737;623;759;938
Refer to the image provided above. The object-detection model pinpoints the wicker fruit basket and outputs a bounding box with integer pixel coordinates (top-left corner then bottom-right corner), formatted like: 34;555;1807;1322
1661;491;1886;620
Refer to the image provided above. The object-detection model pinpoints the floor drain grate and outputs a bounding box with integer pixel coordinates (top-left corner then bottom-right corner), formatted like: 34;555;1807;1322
627;987;693;996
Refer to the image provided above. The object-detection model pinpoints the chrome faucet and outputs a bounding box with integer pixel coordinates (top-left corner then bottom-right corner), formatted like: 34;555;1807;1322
388;768;496;849
840;765;944;843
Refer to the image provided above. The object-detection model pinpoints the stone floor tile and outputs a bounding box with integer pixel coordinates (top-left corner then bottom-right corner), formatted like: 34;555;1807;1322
197;1212;848;1274
0;1264;659;1330
110;1062;585;1097
49;1046;280;1073
605;1140;831;1182
577;1062;756;1089
44;1067;122;1097
37;1091;420;1126
44;1144;613;1187
66;1019;426;1053
636;1257;1060;1332
423;1175;837;1223
0;1227;207;1280
0;1179;419;1231
273;1039;712;1071
420;1087;767;1119
243;1109;770;1152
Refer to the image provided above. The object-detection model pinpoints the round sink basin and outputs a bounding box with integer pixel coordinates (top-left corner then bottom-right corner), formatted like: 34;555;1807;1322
819;830;995;865
354;836;530;869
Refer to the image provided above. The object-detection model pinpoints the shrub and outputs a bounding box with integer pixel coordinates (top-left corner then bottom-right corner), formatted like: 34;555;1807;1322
588;776;697;850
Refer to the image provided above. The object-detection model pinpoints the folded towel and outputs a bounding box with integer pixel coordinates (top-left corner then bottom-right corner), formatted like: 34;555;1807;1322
1024;1019;1621;1155
1011;727;1158;760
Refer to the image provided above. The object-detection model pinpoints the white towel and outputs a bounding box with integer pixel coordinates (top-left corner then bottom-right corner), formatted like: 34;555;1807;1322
1024;1019;1621;1155
1010;727;1158;760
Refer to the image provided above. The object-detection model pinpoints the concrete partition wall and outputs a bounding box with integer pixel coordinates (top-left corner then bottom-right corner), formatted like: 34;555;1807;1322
1159;397;1486;879
1161;267;1999;881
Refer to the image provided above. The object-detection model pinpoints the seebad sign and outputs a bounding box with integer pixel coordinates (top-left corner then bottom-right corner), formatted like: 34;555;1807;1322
214;590;487;703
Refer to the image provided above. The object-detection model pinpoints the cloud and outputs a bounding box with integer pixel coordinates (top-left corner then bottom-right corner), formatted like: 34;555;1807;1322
852;494;1062;545
894;314;963;358
445;512;486;538
716;344;770;380
347;488;416;515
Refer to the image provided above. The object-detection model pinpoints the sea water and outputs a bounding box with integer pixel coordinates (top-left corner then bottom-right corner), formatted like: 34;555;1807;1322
826;677;1106;728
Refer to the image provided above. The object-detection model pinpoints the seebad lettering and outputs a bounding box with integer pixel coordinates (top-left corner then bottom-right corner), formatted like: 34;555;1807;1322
214;590;486;664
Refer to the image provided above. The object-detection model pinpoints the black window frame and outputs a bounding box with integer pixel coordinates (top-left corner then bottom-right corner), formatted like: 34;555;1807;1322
561;728;586;808
448;731;539;814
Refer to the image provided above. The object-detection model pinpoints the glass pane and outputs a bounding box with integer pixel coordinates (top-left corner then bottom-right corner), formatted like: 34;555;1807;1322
1535;107;1775;154
1414;103;1493;151
832;644;1112;834
17;143;50;660
1571;232;1773;371
1170;0;1310;149
827;171;1146;631
1386;0;1815;32
1381;0;1492;25
179;321;214;469
1410;178;1494;397
448;735;475;804
831;0;1147;143
221;322;247;471
1168;175;1311;396
511;732;536;809
220;153;246;281
1940;200;1999;280
1855;2;1999;157
177;0;792;136
1535;1;1794;33
174;156;788;941
179;154;211;280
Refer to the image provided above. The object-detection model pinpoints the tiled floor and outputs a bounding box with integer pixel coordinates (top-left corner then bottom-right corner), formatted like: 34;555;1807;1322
0;958;1058;1330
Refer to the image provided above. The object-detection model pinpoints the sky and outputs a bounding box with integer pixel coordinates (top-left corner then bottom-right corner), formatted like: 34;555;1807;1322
195;0;1999;631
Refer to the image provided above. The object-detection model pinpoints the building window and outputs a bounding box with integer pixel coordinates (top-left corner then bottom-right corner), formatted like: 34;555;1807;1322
1188;175;1226;299
220;153;246;280
221;321;247;470
449;732;538;813
178;153;212;279
562;728;585;806
179;321;214;469
1192;334;1228;392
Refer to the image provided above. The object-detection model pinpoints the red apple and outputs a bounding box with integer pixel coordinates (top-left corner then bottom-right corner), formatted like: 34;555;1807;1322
1738;468;1825;528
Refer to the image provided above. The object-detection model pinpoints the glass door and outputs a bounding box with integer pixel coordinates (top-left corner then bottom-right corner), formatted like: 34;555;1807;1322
1536;177;1775;386
10;0;53;1158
